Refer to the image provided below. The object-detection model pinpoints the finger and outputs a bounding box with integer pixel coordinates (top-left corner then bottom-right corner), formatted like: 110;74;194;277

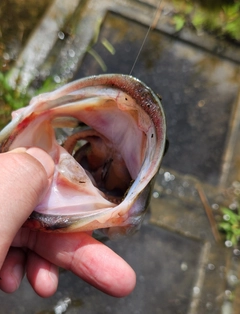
0;248;26;293
26;250;59;298
0;148;54;268
13;230;136;297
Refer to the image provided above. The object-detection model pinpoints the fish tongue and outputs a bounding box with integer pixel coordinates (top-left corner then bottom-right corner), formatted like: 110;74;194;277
35;145;116;215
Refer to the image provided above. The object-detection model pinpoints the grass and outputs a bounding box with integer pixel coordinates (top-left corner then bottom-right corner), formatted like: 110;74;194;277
0;72;29;129
171;0;240;42
0;72;31;110
0;72;57;130
219;205;240;247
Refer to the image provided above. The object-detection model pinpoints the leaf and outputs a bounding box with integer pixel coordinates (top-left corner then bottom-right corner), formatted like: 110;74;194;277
192;12;206;29
101;38;115;55
219;222;232;231
221;208;239;224
224;18;240;41
173;15;185;32
232;228;240;236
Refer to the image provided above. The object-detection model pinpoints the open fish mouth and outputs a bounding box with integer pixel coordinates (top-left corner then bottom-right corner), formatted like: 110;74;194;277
0;74;166;238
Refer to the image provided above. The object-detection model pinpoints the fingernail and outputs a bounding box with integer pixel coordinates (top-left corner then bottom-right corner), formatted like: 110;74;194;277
26;147;54;178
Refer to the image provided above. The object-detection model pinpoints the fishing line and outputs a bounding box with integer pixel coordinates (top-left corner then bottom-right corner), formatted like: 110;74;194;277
129;0;164;76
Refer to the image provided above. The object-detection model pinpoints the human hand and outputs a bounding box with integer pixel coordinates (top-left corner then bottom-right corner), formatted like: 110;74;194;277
0;148;136;297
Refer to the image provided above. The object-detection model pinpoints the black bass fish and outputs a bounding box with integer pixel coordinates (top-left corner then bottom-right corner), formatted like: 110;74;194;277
0;74;166;238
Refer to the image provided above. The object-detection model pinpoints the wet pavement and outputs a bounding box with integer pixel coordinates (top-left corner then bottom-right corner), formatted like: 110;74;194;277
1;0;240;313
75;11;240;186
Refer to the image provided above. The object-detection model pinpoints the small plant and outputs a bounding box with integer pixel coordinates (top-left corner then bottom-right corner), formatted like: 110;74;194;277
0;72;31;111
0;71;30;129
0;71;58;129
171;0;240;42
219;207;240;247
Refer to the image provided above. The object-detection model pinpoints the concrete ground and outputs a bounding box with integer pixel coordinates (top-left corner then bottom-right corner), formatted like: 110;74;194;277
1;0;240;313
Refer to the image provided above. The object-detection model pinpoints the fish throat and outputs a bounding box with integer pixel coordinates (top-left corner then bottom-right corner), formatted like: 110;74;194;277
60;127;132;204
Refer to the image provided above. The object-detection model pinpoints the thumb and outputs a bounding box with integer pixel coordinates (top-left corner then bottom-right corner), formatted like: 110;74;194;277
0;147;54;267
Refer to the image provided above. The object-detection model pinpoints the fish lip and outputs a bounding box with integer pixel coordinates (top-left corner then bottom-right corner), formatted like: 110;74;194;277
25;212;74;231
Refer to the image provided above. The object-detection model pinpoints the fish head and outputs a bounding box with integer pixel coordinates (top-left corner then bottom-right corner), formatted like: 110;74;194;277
0;74;166;238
